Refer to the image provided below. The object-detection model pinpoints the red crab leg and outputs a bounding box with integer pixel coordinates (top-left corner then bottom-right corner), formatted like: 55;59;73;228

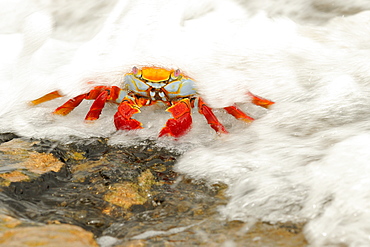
53;94;87;116
114;98;143;130
159;98;193;138
85;86;123;120
85;90;108;121
248;91;275;108
53;87;107;116
224;105;254;122
30;90;63;105
198;98;228;134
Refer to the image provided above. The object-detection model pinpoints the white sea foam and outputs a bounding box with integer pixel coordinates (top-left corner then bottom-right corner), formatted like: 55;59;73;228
1;0;370;246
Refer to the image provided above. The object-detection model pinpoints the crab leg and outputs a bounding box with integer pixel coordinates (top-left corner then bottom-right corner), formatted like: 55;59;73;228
198;98;228;134
85;91;109;121
30;90;63;105
159;98;193;138
52;87;109;116
53;94;87;116
224;105;254;122
85;86;123;120
248;91;275;108
114;97;143;130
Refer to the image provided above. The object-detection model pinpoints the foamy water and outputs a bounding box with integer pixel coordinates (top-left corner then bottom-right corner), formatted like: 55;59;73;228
2;0;370;246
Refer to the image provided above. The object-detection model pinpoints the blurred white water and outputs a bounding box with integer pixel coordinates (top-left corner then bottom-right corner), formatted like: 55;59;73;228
2;0;370;246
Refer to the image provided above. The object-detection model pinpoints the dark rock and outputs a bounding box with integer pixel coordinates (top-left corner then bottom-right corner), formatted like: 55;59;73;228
0;133;18;144
0;135;307;246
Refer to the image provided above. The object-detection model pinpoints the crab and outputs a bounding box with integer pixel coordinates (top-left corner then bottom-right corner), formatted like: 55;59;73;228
31;66;274;138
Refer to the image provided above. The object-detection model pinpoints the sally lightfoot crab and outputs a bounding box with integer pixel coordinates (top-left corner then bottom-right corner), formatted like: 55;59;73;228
31;67;274;138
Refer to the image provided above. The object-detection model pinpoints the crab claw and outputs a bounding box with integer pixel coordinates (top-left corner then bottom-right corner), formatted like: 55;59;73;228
159;98;192;138
114;100;143;130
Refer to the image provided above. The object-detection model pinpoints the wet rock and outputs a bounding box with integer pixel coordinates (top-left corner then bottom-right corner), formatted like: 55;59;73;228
0;135;307;246
104;169;161;210
0;133;18;144
23;152;64;174
0;214;22;231
0;170;29;184
0;139;66;186
0;224;98;247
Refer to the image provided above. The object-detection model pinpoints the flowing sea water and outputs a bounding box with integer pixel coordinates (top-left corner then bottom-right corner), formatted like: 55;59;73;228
2;0;370;246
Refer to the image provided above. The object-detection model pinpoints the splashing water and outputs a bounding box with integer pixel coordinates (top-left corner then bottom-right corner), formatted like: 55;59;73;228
2;0;370;246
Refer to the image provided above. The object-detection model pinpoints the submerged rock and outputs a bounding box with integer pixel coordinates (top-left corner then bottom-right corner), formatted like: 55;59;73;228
0;224;98;247
0;134;307;246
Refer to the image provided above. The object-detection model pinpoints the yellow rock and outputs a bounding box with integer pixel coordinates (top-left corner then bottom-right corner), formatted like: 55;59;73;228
0;224;98;247
24;152;64;174
104;170;161;210
0;171;29;186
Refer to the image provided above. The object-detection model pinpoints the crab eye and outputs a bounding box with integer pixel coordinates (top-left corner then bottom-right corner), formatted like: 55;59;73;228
171;69;181;80
132;67;141;77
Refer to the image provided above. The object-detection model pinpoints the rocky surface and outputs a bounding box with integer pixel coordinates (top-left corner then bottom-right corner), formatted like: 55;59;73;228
0;133;307;246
